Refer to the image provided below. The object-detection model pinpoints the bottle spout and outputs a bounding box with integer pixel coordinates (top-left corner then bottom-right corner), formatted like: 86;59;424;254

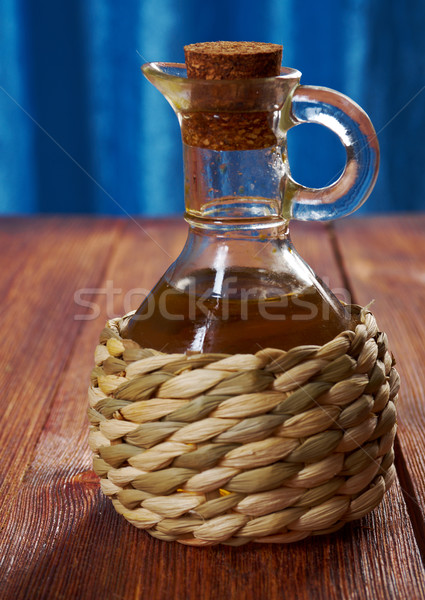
141;63;195;113
142;62;300;151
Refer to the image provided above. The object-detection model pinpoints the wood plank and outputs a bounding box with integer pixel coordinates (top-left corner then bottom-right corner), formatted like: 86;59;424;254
0;217;123;517
1;218;424;600
333;214;425;550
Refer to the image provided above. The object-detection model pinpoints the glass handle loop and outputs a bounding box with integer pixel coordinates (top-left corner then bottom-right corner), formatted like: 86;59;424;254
285;85;380;221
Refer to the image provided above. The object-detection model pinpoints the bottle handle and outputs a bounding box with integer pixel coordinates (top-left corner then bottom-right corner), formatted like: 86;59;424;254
284;85;379;221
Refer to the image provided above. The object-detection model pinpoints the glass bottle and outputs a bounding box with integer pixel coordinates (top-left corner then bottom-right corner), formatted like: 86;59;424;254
122;59;379;354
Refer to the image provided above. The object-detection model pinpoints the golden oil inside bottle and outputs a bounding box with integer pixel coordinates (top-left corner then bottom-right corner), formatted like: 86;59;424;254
123;267;351;354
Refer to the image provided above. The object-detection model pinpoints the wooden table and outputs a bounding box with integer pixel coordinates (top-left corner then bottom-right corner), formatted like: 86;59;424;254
1;215;425;600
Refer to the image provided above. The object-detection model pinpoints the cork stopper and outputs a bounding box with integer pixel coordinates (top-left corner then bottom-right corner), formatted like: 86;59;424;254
182;41;283;151
184;41;283;80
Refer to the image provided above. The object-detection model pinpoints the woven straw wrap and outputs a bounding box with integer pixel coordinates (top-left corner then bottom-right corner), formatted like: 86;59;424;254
88;305;399;546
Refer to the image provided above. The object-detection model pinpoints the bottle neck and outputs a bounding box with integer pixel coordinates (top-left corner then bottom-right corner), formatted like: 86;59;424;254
183;143;288;233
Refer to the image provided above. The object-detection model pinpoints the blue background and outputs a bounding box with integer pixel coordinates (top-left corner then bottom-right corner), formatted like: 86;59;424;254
0;0;424;216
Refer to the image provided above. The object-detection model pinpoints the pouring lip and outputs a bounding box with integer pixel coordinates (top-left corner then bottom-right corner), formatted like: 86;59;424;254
141;62;302;83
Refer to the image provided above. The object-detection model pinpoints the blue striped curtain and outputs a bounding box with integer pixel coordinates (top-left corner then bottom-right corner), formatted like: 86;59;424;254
1;0;424;216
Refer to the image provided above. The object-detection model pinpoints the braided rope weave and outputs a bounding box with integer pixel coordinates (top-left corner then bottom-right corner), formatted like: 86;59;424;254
88;305;399;546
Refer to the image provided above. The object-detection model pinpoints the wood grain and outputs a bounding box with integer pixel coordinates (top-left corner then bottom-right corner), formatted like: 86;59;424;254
0;217;123;517
0;217;424;600
333;214;425;552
